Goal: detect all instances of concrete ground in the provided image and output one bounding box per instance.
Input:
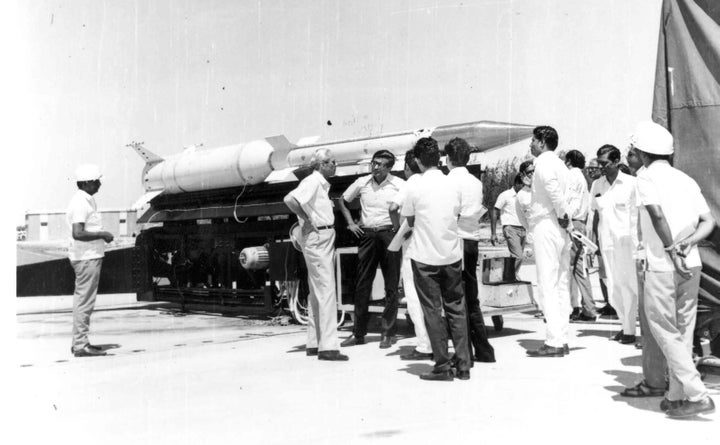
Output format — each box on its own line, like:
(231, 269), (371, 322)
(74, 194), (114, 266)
(12, 268), (719, 445)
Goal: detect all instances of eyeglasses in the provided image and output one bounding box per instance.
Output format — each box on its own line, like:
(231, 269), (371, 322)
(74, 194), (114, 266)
(321, 159), (336, 165)
(371, 160), (390, 169)
(524, 170), (535, 176)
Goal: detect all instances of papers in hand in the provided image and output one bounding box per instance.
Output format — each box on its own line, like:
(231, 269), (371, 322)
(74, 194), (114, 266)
(569, 229), (598, 254)
(388, 220), (411, 252)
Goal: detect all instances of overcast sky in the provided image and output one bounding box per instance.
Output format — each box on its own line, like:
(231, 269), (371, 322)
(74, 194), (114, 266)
(12, 0), (662, 225)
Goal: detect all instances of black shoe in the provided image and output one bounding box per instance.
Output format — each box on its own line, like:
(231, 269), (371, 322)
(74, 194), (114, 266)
(379, 335), (394, 349)
(419, 370), (454, 381)
(473, 355), (496, 363)
(569, 308), (581, 321)
(660, 398), (683, 412)
(599, 304), (617, 316)
(667, 397), (715, 418)
(455, 370), (470, 380)
(73, 346), (107, 357)
(400, 350), (433, 361)
(527, 344), (564, 357)
(340, 336), (364, 347)
(573, 313), (597, 323)
(611, 331), (624, 341)
(620, 334), (637, 344)
(318, 350), (349, 361)
(563, 344), (570, 355)
(306, 347), (318, 356)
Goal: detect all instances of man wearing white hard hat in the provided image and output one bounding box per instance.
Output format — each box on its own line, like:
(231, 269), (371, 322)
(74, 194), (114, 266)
(66, 164), (115, 357)
(626, 121), (716, 418)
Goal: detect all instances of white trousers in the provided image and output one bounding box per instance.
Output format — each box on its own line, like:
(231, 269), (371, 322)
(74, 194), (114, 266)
(600, 237), (638, 336)
(532, 218), (572, 348)
(401, 241), (432, 354)
(303, 229), (340, 352)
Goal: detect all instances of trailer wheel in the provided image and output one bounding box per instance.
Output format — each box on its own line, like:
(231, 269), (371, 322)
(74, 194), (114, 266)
(491, 315), (504, 332)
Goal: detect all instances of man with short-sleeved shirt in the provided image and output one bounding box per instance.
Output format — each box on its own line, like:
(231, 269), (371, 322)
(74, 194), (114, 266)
(402, 137), (470, 381)
(591, 144), (638, 343)
(526, 126), (573, 358)
(338, 150), (404, 349)
(564, 150), (597, 322)
(491, 175), (526, 277)
(446, 138), (495, 363)
(284, 148), (348, 362)
(628, 121), (715, 417)
(67, 164), (115, 357)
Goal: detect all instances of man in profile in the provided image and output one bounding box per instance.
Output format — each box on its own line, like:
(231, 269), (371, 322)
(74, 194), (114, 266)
(402, 137), (470, 380)
(67, 164), (115, 357)
(525, 126), (572, 358)
(284, 148), (348, 361)
(446, 138), (495, 363)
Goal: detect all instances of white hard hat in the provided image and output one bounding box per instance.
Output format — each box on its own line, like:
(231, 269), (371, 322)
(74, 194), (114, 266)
(75, 163), (103, 181)
(630, 121), (674, 155)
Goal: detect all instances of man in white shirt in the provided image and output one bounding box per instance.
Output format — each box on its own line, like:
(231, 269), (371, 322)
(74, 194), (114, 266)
(564, 150), (597, 322)
(66, 164), (115, 357)
(590, 144), (638, 344)
(402, 137), (470, 381)
(491, 175), (526, 277)
(338, 150), (405, 349)
(388, 149), (432, 361)
(627, 122), (715, 417)
(446, 138), (495, 363)
(526, 126), (572, 358)
(284, 148), (348, 362)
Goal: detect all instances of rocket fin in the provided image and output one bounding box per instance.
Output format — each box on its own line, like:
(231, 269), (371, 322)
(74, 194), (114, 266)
(127, 142), (164, 165)
(266, 135), (296, 170)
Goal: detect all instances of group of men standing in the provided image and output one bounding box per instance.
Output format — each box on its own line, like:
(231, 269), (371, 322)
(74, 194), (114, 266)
(284, 137), (495, 381)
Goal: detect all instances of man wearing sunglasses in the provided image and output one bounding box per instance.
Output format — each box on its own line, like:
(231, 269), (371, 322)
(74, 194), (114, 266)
(338, 150), (405, 349)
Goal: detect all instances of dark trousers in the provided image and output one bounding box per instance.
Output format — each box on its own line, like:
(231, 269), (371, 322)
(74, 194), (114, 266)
(569, 220), (597, 316)
(462, 239), (495, 362)
(352, 229), (402, 337)
(412, 259), (470, 372)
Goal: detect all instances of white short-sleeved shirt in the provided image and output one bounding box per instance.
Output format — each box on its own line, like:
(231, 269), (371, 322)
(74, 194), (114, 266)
(566, 167), (590, 220)
(529, 151), (569, 226)
(447, 167), (484, 240)
(590, 172), (638, 250)
(495, 188), (521, 227)
(342, 174), (404, 227)
(401, 169), (462, 266)
(636, 160), (710, 271)
(288, 170), (334, 228)
(66, 190), (105, 261)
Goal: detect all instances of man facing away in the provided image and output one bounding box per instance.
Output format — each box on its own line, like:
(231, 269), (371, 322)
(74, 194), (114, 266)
(337, 150), (404, 349)
(628, 121), (715, 417)
(402, 137), (470, 381)
(564, 150), (598, 322)
(388, 149), (433, 361)
(283, 148), (348, 361)
(445, 138), (495, 363)
(491, 174), (527, 278)
(526, 126), (572, 358)
(67, 164), (115, 357)
(590, 144), (639, 344)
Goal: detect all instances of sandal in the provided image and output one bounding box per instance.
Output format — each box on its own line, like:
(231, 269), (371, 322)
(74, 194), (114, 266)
(620, 380), (665, 397)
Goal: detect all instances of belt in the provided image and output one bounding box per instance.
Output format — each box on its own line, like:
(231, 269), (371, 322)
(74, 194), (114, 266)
(361, 225), (394, 232)
(316, 225), (334, 230)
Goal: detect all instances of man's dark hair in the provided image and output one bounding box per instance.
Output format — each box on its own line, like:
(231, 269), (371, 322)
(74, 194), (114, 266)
(404, 148), (421, 174)
(413, 137), (440, 168)
(372, 149), (395, 169)
(533, 126), (559, 150)
(519, 160), (534, 175)
(444, 137), (471, 167)
(564, 149), (586, 169)
(514, 174), (524, 185)
(596, 144), (621, 162)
